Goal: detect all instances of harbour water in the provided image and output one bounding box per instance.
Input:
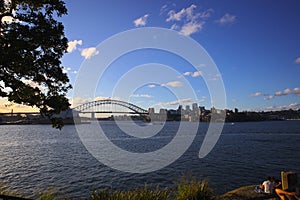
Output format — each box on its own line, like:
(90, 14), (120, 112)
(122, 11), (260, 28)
(0, 120), (299, 198)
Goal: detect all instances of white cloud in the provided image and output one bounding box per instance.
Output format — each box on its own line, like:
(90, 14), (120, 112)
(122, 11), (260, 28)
(180, 21), (204, 36)
(294, 57), (300, 64)
(275, 88), (300, 96)
(81, 47), (99, 59)
(1, 1), (18, 24)
(130, 94), (152, 98)
(184, 4), (197, 20)
(197, 98), (206, 103)
(216, 13), (236, 25)
(197, 9), (214, 19)
(1, 16), (14, 23)
(166, 7), (188, 22)
(148, 84), (156, 88)
(263, 95), (274, 101)
(62, 67), (71, 74)
(159, 98), (192, 107)
(133, 14), (149, 27)
(249, 92), (262, 97)
(183, 72), (192, 76)
(22, 79), (47, 92)
(192, 71), (202, 77)
(0, 80), (12, 93)
(94, 96), (114, 101)
(166, 4), (212, 36)
(67, 40), (82, 53)
(281, 103), (300, 110)
(1, 11), (20, 24)
(71, 96), (121, 108)
(183, 71), (202, 77)
(170, 23), (180, 31)
(162, 81), (183, 87)
(252, 87), (300, 101)
(275, 88), (290, 96)
(166, 4), (201, 22)
(160, 4), (168, 15)
(262, 103), (300, 111)
(294, 88), (300, 95)
(0, 97), (39, 112)
(71, 97), (93, 108)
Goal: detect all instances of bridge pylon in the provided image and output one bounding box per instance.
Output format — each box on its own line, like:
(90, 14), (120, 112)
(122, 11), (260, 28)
(91, 112), (95, 119)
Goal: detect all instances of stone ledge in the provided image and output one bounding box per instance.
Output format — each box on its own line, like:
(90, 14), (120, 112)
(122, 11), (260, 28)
(220, 185), (277, 200)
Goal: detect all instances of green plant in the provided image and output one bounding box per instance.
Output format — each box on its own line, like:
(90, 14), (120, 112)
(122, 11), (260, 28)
(175, 176), (216, 200)
(90, 185), (171, 200)
(37, 187), (68, 200)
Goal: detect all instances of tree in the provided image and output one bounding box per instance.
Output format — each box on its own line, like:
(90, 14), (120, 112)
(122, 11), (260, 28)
(0, 0), (71, 128)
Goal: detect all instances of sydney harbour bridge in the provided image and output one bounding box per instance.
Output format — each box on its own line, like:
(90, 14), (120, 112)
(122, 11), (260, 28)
(72, 99), (149, 119)
(0, 99), (150, 120)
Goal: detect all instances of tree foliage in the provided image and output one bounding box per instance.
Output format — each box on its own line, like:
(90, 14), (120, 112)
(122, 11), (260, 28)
(0, 0), (71, 128)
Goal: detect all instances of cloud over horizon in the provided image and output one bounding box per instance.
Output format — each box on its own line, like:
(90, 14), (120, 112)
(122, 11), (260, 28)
(250, 88), (300, 101)
(0, 97), (39, 113)
(261, 102), (300, 111)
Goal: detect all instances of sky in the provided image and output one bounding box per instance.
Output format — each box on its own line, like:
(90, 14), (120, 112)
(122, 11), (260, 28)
(1, 0), (300, 112)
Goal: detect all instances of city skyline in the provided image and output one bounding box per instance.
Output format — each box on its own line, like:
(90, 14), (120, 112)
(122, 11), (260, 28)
(1, 0), (300, 112)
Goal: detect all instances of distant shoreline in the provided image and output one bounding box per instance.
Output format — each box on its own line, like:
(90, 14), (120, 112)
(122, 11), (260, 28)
(0, 118), (299, 126)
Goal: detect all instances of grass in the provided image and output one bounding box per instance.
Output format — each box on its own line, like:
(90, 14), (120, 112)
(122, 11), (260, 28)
(2, 176), (275, 200)
(175, 176), (215, 200)
(89, 176), (216, 200)
(0, 183), (26, 200)
(0, 175), (213, 200)
(90, 186), (171, 200)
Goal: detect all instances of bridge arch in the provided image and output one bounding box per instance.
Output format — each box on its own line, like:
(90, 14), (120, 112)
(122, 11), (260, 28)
(73, 99), (149, 115)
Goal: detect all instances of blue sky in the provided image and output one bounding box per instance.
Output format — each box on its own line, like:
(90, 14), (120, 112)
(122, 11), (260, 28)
(61, 0), (300, 112)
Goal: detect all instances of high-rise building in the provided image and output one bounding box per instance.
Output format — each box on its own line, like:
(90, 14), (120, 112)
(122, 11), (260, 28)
(148, 108), (155, 114)
(185, 105), (191, 113)
(192, 103), (199, 112)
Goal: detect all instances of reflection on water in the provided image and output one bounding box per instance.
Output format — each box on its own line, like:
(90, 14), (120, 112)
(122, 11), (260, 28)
(0, 121), (299, 198)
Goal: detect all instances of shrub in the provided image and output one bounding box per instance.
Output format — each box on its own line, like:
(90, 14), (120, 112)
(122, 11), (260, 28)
(175, 176), (216, 200)
(90, 185), (171, 200)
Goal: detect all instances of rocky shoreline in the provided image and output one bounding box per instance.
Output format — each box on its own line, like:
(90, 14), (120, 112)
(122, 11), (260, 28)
(221, 185), (277, 200)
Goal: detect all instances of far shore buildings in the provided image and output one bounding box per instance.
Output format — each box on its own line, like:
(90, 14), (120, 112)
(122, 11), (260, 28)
(1, 104), (300, 124)
(0, 109), (81, 124)
(148, 103), (300, 122)
(148, 103), (226, 122)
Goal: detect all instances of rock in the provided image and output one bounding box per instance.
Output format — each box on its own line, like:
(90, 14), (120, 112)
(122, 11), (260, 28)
(220, 185), (277, 200)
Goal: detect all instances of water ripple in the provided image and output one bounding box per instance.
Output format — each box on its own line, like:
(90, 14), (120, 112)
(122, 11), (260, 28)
(0, 121), (299, 198)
